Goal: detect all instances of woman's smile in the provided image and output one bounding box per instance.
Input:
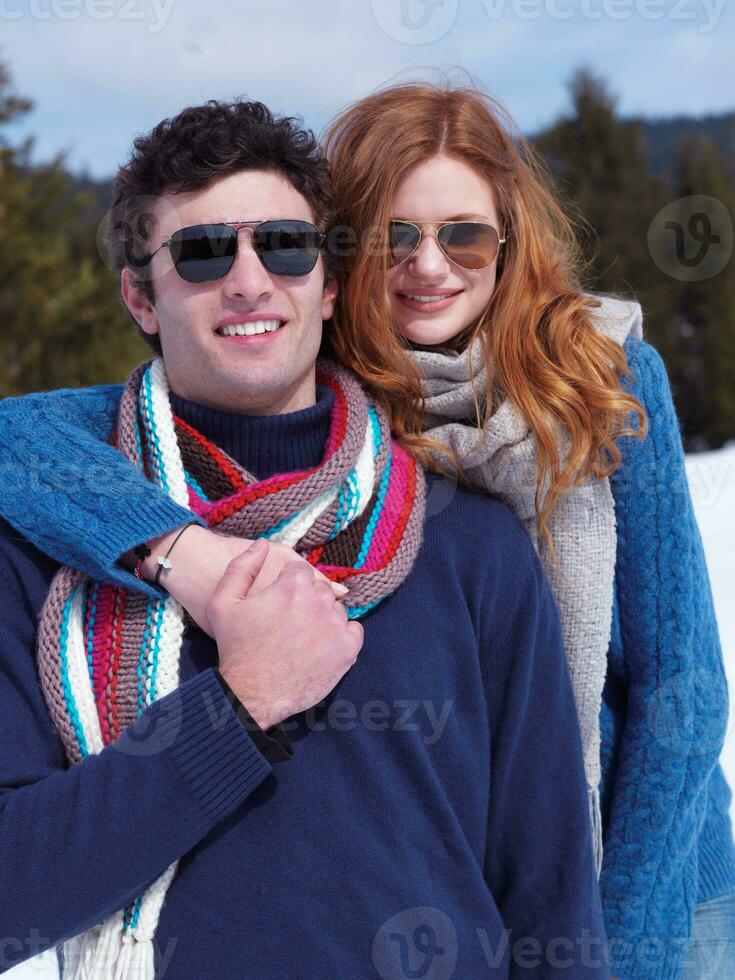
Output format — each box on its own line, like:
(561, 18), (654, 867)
(394, 287), (464, 313)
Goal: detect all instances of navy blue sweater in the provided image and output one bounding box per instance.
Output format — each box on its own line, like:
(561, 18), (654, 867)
(0, 386), (609, 978)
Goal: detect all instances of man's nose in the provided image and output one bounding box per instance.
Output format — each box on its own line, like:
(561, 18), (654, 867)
(407, 231), (450, 279)
(221, 230), (273, 300)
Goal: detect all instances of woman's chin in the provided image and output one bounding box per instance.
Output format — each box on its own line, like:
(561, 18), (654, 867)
(397, 323), (467, 350)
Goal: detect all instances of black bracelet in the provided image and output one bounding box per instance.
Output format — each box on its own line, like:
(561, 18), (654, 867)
(153, 521), (200, 586)
(132, 542), (152, 581)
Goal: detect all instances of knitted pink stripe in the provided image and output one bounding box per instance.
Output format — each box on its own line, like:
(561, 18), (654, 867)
(362, 446), (412, 570)
(91, 585), (115, 742)
(187, 485), (207, 511)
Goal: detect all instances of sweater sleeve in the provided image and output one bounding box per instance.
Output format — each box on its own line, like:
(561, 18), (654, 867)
(601, 335), (729, 980)
(482, 525), (610, 980)
(0, 387), (204, 598)
(0, 530), (275, 973)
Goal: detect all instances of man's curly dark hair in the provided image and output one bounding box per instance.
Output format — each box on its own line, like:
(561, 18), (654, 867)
(105, 99), (337, 354)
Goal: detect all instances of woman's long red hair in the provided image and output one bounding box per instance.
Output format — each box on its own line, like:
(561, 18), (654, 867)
(322, 80), (647, 561)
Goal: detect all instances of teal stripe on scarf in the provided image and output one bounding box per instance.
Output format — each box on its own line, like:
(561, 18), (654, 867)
(141, 368), (171, 495)
(59, 585), (89, 758)
(354, 409), (389, 569)
(137, 599), (162, 712)
(85, 582), (99, 688)
(185, 471), (209, 502)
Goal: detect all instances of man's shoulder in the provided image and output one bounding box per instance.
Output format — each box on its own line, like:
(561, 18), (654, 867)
(422, 470), (534, 561)
(417, 472), (545, 636)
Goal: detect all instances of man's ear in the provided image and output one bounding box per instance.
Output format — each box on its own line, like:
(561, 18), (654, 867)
(121, 267), (160, 337)
(322, 274), (338, 321)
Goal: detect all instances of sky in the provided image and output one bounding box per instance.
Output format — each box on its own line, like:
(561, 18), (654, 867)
(1, 0), (733, 179)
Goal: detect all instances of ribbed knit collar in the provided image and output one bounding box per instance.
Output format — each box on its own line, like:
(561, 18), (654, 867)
(169, 384), (334, 479)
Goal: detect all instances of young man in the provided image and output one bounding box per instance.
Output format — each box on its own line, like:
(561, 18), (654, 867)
(0, 101), (609, 979)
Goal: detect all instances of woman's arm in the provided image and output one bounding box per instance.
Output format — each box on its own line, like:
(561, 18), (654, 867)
(482, 525), (610, 979)
(601, 335), (729, 979)
(0, 386), (202, 598)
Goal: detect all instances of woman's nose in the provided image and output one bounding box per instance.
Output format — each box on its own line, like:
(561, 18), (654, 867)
(408, 231), (451, 278)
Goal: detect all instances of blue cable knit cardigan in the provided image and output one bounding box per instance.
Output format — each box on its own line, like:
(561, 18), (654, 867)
(0, 332), (733, 979)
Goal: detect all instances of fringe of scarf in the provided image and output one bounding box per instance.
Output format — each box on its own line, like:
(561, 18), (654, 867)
(36, 356), (426, 978)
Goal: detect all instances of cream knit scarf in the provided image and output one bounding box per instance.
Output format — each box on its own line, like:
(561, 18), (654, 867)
(405, 293), (643, 876)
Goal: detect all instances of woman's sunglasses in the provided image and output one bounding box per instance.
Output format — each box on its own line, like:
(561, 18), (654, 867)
(388, 220), (506, 270)
(138, 219), (328, 283)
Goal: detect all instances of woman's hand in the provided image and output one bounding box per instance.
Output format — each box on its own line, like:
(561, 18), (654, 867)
(139, 524), (348, 636)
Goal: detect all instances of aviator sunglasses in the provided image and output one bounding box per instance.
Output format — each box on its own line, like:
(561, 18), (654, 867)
(388, 219), (506, 270)
(139, 219), (328, 283)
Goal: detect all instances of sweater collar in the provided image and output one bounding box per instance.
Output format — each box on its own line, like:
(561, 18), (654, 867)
(168, 384), (334, 479)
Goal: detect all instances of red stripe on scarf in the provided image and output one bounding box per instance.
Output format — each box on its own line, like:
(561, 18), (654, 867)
(379, 449), (418, 567)
(173, 416), (247, 491)
(316, 369), (349, 456)
(200, 380), (350, 526)
(203, 469), (313, 525)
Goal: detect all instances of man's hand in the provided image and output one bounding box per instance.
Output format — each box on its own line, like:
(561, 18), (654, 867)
(208, 539), (364, 730)
(136, 524), (348, 636)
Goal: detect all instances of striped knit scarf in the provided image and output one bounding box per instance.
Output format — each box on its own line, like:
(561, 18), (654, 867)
(35, 355), (426, 980)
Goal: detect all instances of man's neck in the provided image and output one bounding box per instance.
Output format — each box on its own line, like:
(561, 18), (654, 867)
(165, 370), (317, 418)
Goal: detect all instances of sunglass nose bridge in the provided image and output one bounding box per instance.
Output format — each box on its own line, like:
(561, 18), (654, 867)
(409, 227), (450, 267)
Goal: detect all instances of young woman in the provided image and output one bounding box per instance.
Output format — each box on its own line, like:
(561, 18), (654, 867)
(0, 81), (733, 979)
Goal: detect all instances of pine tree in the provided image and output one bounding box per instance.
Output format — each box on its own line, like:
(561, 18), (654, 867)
(663, 136), (735, 448)
(532, 67), (668, 297)
(0, 60), (147, 396)
(532, 66), (734, 449)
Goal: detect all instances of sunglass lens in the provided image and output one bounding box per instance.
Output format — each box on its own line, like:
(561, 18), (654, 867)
(437, 222), (499, 269)
(169, 224), (237, 283)
(388, 222), (421, 266)
(254, 221), (322, 276)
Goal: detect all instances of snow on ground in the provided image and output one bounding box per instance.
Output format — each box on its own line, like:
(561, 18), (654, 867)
(6, 445), (735, 979)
